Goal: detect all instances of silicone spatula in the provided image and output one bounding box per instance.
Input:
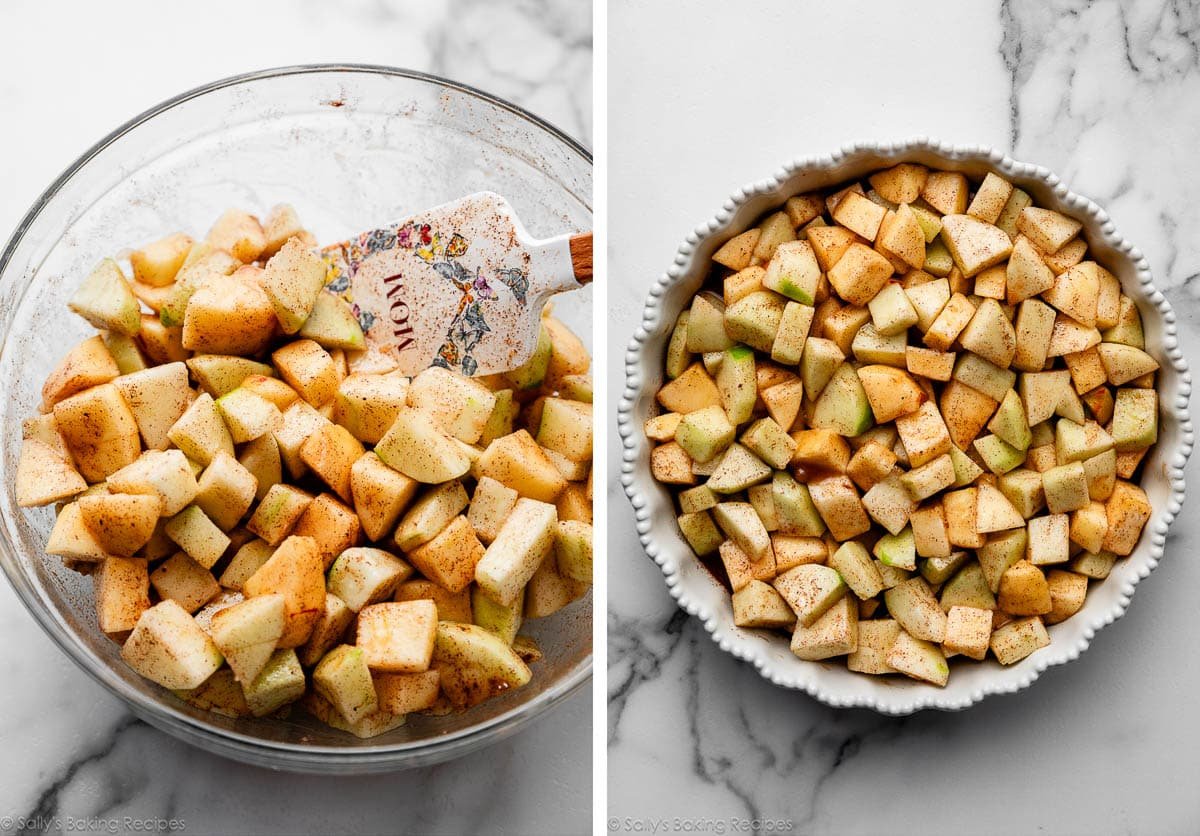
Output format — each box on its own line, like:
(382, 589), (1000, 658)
(320, 192), (591, 377)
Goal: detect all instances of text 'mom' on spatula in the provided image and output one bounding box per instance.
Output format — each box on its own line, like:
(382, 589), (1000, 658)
(320, 192), (592, 377)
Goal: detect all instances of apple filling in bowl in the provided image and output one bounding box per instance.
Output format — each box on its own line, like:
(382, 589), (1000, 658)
(15, 205), (593, 736)
(646, 165), (1157, 686)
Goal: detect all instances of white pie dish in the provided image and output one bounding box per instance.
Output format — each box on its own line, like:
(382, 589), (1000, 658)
(617, 138), (1192, 714)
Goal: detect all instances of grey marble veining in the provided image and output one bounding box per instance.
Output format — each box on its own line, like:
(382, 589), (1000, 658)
(609, 2), (1199, 834)
(0, 2), (591, 835)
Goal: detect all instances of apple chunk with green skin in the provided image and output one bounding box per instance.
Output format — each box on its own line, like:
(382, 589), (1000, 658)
(716, 346), (756, 425)
(829, 541), (885, 600)
(209, 593), (286, 684)
(886, 631), (949, 687)
(374, 407), (471, 484)
(987, 389), (1032, 451)
(121, 599), (224, 690)
(433, 622), (532, 709)
(772, 564), (847, 627)
(313, 644), (378, 723)
(811, 363), (873, 437)
(298, 291), (365, 350)
(1112, 389), (1157, 451)
(763, 240), (821, 303)
(857, 365), (924, 423)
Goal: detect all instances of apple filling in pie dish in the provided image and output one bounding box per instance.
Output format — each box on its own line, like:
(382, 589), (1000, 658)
(15, 204), (593, 736)
(646, 165), (1157, 686)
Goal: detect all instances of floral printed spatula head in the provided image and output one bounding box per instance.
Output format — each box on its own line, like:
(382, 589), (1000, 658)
(321, 192), (591, 377)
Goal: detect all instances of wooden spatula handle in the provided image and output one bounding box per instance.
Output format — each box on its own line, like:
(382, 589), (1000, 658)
(569, 233), (593, 285)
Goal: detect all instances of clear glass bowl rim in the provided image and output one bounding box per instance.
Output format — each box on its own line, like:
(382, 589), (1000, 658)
(0, 63), (593, 771)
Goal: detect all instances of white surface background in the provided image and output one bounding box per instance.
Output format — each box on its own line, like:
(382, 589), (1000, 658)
(608, 1), (1200, 834)
(0, 1), (591, 835)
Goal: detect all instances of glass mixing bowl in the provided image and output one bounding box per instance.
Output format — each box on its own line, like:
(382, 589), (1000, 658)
(0, 64), (592, 772)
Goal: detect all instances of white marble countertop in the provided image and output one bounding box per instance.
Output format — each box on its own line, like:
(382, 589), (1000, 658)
(0, 1), (591, 834)
(608, 2), (1200, 834)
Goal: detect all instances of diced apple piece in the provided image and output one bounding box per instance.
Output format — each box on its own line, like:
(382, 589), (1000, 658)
(869, 164), (928, 204)
(998, 559), (1052, 614)
(15, 438), (86, 507)
(1044, 569), (1088, 625)
(432, 622), (532, 709)
(731, 580), (796, 629)
(847, 619), (901, 675)
(1102, 296), (1145, 348)
(857, 365), (923, 423)
(772, 564), (847, 627)
(807, 475), (871, 541)
(1017, 207), (1081, 254)
(770, 301), (814, 365)
(724, 291), (786, 353)
(827, 243), (894, 306)
(356, 600), (437, 673)
(78, 493), (160, 556)
(474, 498), (556, 606)
(69, 258), (141, 336)
(884, 577), (947, 642)
(940, 563), (996, 611)
(958, 299), (1016, 368)
(45, 501), (107, 562)
(374, 670), (441, 715)
(706, 443), (771, 493)
(53, 383), (142, 482)
(41, 335), (120, 411)
(942, 605), (992, 660)
(94, 556), (151, 634)
(990, 616), (1050, 665)
(790, 594), (858, 660)
(122, 599), (223, 689)
(312, 644), (379, 723)
(713, 229), (761, 271)
(905, 278), (951, 332)
(894, 401), (951, 467)
(1012, 299), (1056, 372)
(846, 441), (897, 491)
(976, 483), (1025, 532)
(810, 363), (873, 437)
(739, 417), (794, 470)
(1112, 389), (1157, 451)
(939, 214), (1012, 278)
(763, 240), (821, 303)
(208, 593), (286, 684)
(874, 526), (917, 570)
(922, 292), (974, 352)
(243, 535), (326, 648)
(829, 541), (885, 600)
(976, 528), (1027, 593)
(1102, 481), (1151, 556)
(1043, 462), (1089, 514)
(1097, 343), (1159, 386)
(374, 406), (470, 485)
(165, 505), (230, 569)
